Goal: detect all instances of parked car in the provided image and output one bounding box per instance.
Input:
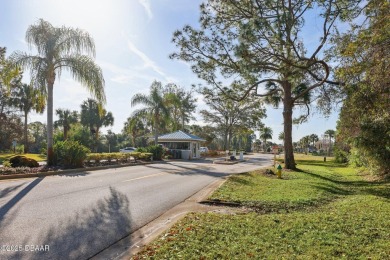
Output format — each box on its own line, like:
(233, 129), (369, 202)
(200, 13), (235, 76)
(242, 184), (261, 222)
(119, 147), (136, 153)
(200, 147), (209, 153)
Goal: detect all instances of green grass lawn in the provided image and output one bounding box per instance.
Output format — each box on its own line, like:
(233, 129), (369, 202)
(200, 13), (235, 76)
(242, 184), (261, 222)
(133, 158), (390, 259)
(0, 153), (46, 164)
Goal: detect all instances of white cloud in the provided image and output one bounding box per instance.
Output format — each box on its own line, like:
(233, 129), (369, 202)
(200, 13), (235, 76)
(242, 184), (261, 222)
(126, 40), (177, 83)
(137, 0), (153, 20)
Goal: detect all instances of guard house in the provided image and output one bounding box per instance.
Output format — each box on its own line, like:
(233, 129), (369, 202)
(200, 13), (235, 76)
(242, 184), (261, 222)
(157, 130), (205, 159)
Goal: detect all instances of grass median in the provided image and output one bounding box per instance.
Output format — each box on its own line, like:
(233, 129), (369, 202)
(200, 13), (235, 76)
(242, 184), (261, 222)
(133, 156), (390, 259)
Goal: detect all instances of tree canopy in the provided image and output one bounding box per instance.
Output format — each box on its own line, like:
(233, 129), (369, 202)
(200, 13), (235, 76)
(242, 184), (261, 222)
(10, 19), (105, 165)
(171, 0), (355, 168)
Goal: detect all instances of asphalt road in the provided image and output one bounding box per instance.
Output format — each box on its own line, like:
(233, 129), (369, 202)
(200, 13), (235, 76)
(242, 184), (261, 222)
(0, 154), (273, 260)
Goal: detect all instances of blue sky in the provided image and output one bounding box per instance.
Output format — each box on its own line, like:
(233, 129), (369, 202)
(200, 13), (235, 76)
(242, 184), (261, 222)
(0, 0), (338, 143)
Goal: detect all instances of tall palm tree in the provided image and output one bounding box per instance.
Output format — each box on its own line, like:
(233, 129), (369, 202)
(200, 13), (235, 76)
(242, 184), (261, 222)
(10, 19), (105, 165)
(123, 115), (145, 147)
(54, 109), (78, 140)
(80, 98), (113, 152)
(131, 81), (169, 145)
(324, 129), (336, 155)
(10, 83), (45, 153)
(310, 134), (319, 147)
(259, 127), (273, 152)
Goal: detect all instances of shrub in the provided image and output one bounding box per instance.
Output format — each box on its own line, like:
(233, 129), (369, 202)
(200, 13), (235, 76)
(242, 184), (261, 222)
(129, 152), (141, 161)
(139, 152), (153, 161)
(9, 155), (39, 168)
(136, 147), (148, 153)
(54, 141), (90, 168)
(334, 147), (349, 163)
(3, 160), (12, 168)
(146, 145), (164, 160)
(86, 153), (103, 163)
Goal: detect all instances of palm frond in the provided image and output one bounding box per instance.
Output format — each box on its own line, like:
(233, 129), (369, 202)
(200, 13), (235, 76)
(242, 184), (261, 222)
(131, 93), (152, 107)
(56, 55), (105, 103)
(55, 26), (95, 57)
(131, 108), (149, 119)
(25, 19), (55, 55)
(9, 51), (47, 93)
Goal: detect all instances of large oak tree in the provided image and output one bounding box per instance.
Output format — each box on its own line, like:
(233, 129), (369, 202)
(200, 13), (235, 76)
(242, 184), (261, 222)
(171, 0), (352, 169)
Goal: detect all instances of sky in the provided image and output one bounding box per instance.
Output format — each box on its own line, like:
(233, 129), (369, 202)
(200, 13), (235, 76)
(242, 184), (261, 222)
(0, 0), (339, 143)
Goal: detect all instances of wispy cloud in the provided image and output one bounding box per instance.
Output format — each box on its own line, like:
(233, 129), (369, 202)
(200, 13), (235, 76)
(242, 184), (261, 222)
(137, 0), (153, 20)
(126, 40), (177, 83)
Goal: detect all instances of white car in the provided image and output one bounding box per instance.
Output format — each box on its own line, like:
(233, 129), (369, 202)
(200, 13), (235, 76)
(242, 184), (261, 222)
(119, 147), (136, 153)
(200, 147), (209, 153)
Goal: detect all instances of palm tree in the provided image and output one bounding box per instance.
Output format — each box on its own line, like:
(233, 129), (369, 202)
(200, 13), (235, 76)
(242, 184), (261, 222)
(10, 83), (45, 153)
(324, 129), (336, 155)
(131, 81), (169, 145)
(80, 99), (113, 152)
(301, 135), (311, 154)
(259, 127), (273, 152)
(162, 85), (196, 131)
(123, 115), (145, 147)
(309, 134), (319, 148)
(54, 109), (78, 140)
(10, 19), (105, 165)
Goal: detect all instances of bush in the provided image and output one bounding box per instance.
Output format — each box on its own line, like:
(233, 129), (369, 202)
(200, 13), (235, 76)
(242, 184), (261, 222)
(139, 153), (153, 161)
(129, 152), (141, 161)
(9, 155), (39, 168)
(54, 141), (90, 168)
(334, 147), (349, 163)
(136, 147), (148, 153)
(3, 160), (11, 167)
(146, 145), (164, 160)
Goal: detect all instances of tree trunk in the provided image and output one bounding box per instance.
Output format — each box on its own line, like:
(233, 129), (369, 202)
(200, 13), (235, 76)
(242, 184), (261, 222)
(47, 81), (54, 166)
(228, 130), (233, 151)
(24, 112), (28, 153)
(95, 127), (100, 152)
(64, 127), (68, 140)
(223, 129), (229, 150)
(282, 81), (296, 169)
(154, 120), (158, 145)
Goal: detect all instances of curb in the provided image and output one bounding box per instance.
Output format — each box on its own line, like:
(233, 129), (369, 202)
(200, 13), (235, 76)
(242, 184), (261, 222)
(0, 161), (155, 180)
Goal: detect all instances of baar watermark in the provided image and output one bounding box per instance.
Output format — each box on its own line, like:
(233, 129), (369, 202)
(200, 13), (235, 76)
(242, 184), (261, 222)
(0, 245), (49, 252)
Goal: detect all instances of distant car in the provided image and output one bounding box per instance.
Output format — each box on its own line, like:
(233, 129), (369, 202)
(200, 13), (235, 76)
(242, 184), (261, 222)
(200, 147), (209, 153)
(119, 147), (136, 153)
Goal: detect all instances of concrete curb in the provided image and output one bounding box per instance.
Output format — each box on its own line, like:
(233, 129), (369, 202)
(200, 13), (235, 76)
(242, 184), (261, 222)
(0, 161), (155, 180)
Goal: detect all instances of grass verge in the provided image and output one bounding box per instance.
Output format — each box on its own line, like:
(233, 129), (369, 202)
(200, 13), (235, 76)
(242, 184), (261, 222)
(133, 158), (390, 259)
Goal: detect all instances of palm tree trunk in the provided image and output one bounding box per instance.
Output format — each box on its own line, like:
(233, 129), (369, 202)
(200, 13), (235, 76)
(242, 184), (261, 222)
(154, 120), (158, 145)
(95, 127), (100, 152)
(283, 81), (296, 169)
(24, 112), (28, 153)
(64, 127), (68, 140)
(47, 81), (54, 166)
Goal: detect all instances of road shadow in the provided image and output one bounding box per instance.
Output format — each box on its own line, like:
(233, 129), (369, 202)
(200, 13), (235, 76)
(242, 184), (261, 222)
(0, 177), (44, 227)
(145, 161), (230, 178)
(0, 183), (25, 199)
(56, 171), (91, 178)
(6, 186), (134, 260)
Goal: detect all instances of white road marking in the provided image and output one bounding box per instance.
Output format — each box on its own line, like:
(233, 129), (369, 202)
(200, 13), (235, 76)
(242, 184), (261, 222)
(122, 172), (169, 182)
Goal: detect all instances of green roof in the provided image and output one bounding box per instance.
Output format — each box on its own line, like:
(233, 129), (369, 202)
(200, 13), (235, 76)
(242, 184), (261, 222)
(158, 130), (205, 142)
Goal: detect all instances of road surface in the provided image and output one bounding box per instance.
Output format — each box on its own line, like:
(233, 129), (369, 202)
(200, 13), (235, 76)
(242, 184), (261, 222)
(0, 154), (272, 259)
